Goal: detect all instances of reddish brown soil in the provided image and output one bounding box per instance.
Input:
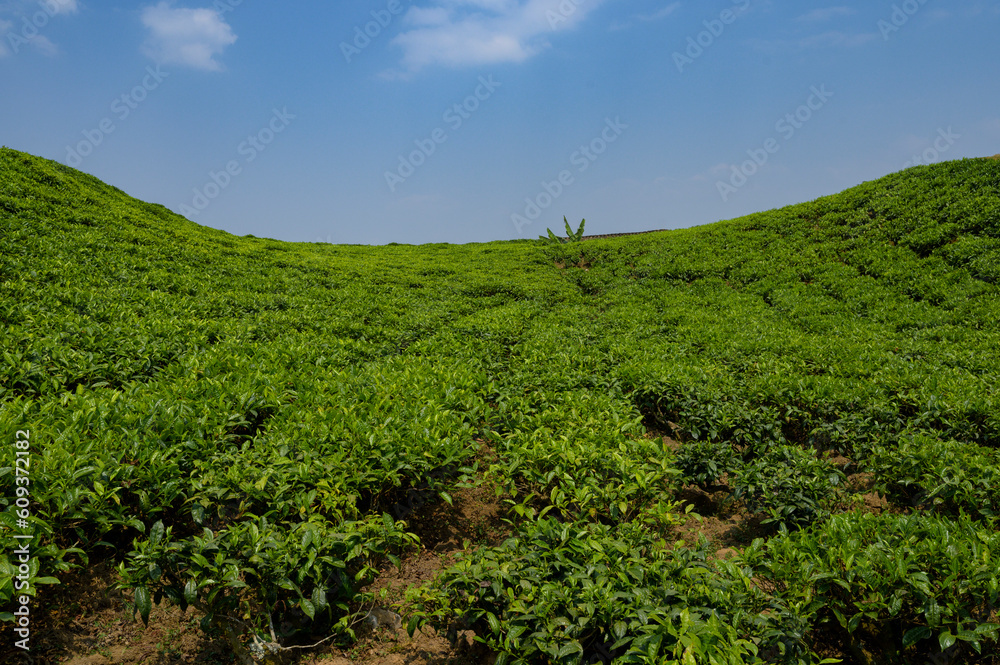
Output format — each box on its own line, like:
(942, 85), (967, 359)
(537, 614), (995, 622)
(644, 427), (682, 452)
(0, 484), (507, 665)
(0, 561), (230, 665)
(845, 472), (892, 514)
(366, 481), (509, 608)
(406, 482), (509, 555)
(674, 483), (771, 556)
(669, 447), (897, 561)
(304, 624), (493, 665)
(0, 437), (913, 665)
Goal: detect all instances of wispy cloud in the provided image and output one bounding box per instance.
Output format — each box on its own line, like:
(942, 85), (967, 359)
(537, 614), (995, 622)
(45, 0), (78, 16)
(926, 2), (1000, 21)
(389, 0), (606, 75)
(0, 19), (10, 57)
(796, 30), (878, 48)
(140, 1), (237, 72)
(610, 2), (680, 31)
(0, 0), (78, 57)
(748, 26), (878, 53)
(747, 4), (878, 51)
(794, 6), (855, 23)
(1, 0), (80, 15)
(26, 33), (58, 55)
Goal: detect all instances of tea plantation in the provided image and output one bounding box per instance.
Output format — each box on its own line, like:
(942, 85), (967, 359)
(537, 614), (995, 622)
(1, 147), (998, 664)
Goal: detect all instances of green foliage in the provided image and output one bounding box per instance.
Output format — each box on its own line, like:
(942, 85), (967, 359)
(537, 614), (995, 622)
(1, 147), (999, 662)
(408, 517), (827, 664)
(565, 217), (586, 242)
(541, 217), (586, 244)
(120, 514), (417, 640)
(673, 439), (740, 488)
(868, 433), (1000, 517)
(732, 445), (845, 530)
(746, 512), (1000, 664)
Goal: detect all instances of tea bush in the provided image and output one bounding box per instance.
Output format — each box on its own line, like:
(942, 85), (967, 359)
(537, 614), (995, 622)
(2, 148), (999, 662)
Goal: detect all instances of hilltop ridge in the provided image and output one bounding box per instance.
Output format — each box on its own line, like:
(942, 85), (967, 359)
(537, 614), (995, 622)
(2, 148), (1000, 664)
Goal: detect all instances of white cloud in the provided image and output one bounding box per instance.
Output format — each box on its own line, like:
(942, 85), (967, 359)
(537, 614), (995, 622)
(389, 0), (606, 74)
(794, 7), (855, 23)
(405, 6), (453, 26)
(140, 1), (236, 72)
(639, 2), (681, 22)
(27, 33), (58, 55)
(747, 28), (878, 53)
(796, 30), (878, 48)
(43, 0), (78, 16)
(0, 19), (10, 57)
(0, 0), (77, 57)
(610, 2), (679, 31)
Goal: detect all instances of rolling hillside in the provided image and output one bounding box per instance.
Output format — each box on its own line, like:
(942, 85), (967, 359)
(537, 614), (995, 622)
(1, 147), (999, 664)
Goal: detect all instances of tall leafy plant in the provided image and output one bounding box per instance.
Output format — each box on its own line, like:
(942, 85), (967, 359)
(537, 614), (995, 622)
(541, 217), (586, 244)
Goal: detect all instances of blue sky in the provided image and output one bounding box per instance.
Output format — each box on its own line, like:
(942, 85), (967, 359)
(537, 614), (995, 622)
(2, 0), (999, 245)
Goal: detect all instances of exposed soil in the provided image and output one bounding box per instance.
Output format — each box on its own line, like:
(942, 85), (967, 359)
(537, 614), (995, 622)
(1, 484), (507, 665)
(0, 437), (917, 665)
(304, 624), (494, 665)
(844, 472), (892, 514)
(674, 483), (771, 555)
(670, 450), (896, 559)
(298, 481), (509, 665)
(0, 561), (230, 665)
(644, 426), (681, 452)
(405, 482), (509, 555)
(366, 480), (510, 608)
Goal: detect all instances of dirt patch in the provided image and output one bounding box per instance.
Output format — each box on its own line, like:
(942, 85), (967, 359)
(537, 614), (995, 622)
(644, 424), (681, 452)
(305, 624), (493, 665)
(316, 484), (506, 665)
(674, 483), (771, 555)
(404, 482), (509, 554)
(676, 508), (772, 559)
(858, 491), (891, 514)
(4, 552), (496, 665)
(2, 482), (508, 665)
(366, 548), (449, 611)
(676, 485), (728, 516)
(846, 472), (875, 493)
(843, 473), (891, 515)
(825, 454), (852, 469)
(365, 482), (508, 614)
(0, 561), (231, 665)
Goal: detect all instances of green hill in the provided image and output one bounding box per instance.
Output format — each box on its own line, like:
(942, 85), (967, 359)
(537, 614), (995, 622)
(2, 147), (999, 664)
